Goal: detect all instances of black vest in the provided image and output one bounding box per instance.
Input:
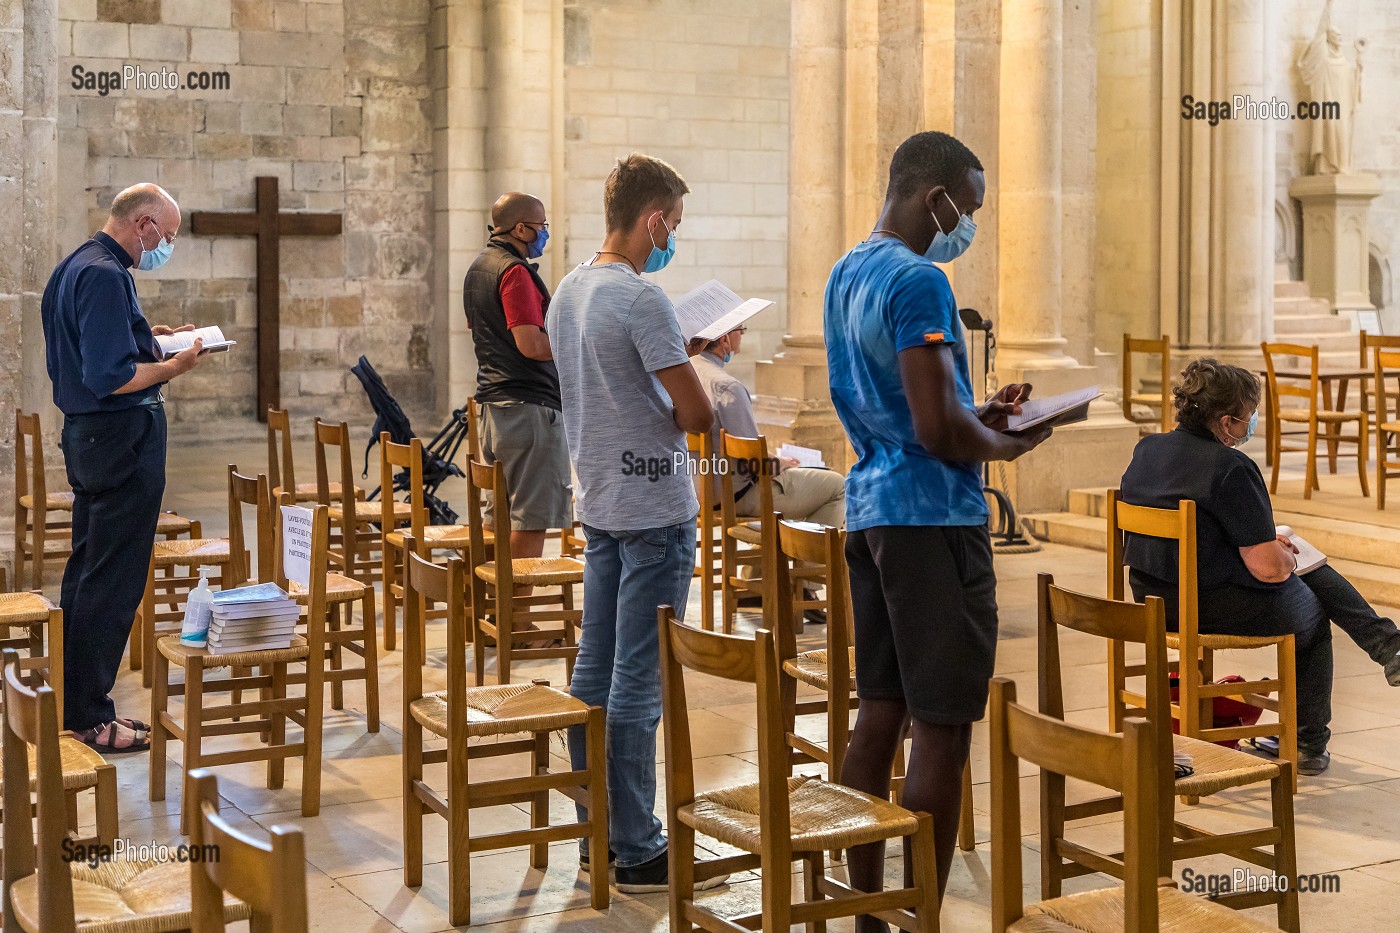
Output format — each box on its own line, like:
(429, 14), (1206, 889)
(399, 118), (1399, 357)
(463, 239), (561, 410)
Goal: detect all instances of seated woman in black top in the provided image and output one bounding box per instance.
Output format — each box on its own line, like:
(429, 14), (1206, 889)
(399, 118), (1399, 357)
(1120, 358), (1400, 776)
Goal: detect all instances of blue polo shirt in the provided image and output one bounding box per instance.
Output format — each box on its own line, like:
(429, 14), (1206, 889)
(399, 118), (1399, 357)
(824, 238), (987, 531)
(41, 232), (161, 415)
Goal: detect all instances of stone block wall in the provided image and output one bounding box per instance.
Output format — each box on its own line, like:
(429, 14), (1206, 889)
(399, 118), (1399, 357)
(55, 0), (435, 428)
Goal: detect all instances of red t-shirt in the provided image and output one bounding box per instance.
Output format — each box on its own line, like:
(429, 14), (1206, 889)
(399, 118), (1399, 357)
(499, 264), (547, 330)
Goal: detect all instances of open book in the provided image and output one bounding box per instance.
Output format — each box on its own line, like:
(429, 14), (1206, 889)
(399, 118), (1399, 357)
(674, 280), (773, 342)
(1004, 386), (1102, 434)
(778, 443), (826, 469)
(154, 325), (236, 360)
(1276, 525), (1327, 575)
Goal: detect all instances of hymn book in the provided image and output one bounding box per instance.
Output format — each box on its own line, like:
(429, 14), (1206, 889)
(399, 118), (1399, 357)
(778, 443), (826, 469)
(1003, 385), (1102, 433)
(1276, 525), (1327, 575)
(154, 325), (237, 359)
(674, 279), (774, 342)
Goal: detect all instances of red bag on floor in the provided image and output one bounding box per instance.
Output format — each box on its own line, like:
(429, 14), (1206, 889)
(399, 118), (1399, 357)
(1168, 674), (1264, 748)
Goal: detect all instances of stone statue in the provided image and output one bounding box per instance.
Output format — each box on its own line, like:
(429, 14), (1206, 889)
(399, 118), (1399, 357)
(1297, 0), (1365, 174)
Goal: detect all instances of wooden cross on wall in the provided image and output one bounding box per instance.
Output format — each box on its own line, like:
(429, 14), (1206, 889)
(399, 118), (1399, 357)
(190, 176), (342, 421)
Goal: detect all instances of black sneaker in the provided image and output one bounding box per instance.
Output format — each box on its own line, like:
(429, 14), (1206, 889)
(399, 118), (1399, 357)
(1297, 748), (1331, 776)
(614, 850), (729, 894)
(1384, 644), (1400, 687)
(579, 848), (616, 871)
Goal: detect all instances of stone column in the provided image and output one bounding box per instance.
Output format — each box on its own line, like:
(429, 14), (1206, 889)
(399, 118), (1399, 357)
(752, 0), (849, 468)
(484, 0), (525, 198)
(23, 0), (57, 417)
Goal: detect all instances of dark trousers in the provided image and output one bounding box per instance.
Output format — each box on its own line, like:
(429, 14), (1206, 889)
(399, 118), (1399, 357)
(59, 405), (167, 730)
(1132, 565), (1400, 754)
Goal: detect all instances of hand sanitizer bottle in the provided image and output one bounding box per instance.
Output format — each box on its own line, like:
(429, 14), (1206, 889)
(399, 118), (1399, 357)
(180, 570), (214, 648)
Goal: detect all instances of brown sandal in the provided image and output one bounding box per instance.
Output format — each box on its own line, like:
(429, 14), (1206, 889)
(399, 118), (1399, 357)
(75, 721), (150, 754)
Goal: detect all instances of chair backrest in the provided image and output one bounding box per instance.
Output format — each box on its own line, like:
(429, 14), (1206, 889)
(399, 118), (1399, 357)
(719, 431), (776, 526)
(380, 433), (426, 538)
(312, 418), (359, 506)
(465, 397), (482, 460)
(187, 769), (308, 932)
(1, 648), (78, 932)
(1120, 334), (1171, 430)
(14, 410), (47, 517)
(465, 457), (511, 585)
(265, 407), (298, 497)
(989, 677), (1160, 932)
(658, 608), (786, 836)
(1260, 342), (1319, 409)
(1105, 488), (1197, 622)
(226, 465), (272, 585)
(772, 518), (850, 674)
(401, 538), (470, 736)
(1359, 331), (1400, 368)
(1375, 349), (1400, 427)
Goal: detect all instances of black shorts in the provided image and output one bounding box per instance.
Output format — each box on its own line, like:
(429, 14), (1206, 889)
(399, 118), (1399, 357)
(845, 524), (998, 724)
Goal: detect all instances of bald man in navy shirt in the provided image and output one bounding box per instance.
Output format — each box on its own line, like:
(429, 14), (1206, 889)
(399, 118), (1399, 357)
(41, 183), (206, 752)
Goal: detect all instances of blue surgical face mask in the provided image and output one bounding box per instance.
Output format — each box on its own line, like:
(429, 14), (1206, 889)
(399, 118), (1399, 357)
(722, 352), (733, 363)
(137, 219), (174, 271)
(526, 224), (549, 259)
(924, 191), (976, 263)
(644, 213), (676, 273)
(1229, 410), (1258, 447)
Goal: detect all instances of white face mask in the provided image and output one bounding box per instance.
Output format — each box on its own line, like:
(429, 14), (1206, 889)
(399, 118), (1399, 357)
(924, 190), (976, 263)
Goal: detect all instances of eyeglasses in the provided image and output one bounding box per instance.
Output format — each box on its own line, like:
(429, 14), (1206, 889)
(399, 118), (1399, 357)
(522, 221), (549, 231)
(734, 326), (747, 334)
(147, 217), (177, 243)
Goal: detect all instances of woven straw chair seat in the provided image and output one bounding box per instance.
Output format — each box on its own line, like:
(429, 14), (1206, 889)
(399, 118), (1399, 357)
(152, 538), (231, 568)
(157, 634), (309, 669)
(273, 481), (345, 502)
(1172, 735), (1279, 796)
(782, 647), (856, 691)
(1277, 408), (1361, 424)
(8, 856), (251, 932)
(288, 572), (367, 604)
(0, 591), (57, 624)
(409, 683), (590, 739)
(385, 524), (471, 550)
(0, 737), (106, 794)
(1165, 631), (1288, 651)
(1010, 885), (1282, 932)
(154, 512), (193, 535)
(475, 557), (584, 587)
(329, 499), (412, 523)
(727, 522), (763, 545)
(678, 774), (917, 853)
(18, 491), (75, 511)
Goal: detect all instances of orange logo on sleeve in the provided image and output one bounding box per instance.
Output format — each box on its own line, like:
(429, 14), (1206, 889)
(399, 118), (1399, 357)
(923, 332), (946, 344)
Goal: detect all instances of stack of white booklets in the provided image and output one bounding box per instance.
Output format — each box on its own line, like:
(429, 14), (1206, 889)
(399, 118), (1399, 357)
(207, 583), (299, 655)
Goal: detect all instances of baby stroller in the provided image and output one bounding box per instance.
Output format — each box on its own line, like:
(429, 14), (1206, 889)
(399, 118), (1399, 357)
(350, 355), (468, 526)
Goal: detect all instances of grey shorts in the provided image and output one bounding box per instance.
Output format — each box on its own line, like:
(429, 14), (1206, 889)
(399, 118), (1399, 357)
(477, 400), (573, 532)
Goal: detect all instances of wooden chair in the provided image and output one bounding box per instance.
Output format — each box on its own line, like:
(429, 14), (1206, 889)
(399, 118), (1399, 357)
(187, 769), (308, 932)
(149, 507), (328, 832)
(1261, 342), (1368, 498)
(688, 430), (721, 631)
(400, 540), (608, 926)
(1121, 334), (1172, 433)
(380, 434), (470, 653)
(1353, 331), (1400, 414)
(1374, 348), (1400, 510)
(314, 417), (412, 587)
(1038, 573), (1299, 930)
(13, 410), (73, 589)
(267, 406), (349, 504)
(465, 458), (582, 685)
(228, 466), (381, 731)
(989, 676), (1283, 932)
(659, 607), (939, 932)
(1107, 491), (1299, 792)
(718, 431), (773, 633)
(1, 650), (246, 932)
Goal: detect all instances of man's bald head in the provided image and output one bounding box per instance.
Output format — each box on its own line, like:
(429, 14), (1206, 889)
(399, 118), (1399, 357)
(110, 183), (180, 226)
(490, 192), (545, 233)
(102, 183), (182, 266)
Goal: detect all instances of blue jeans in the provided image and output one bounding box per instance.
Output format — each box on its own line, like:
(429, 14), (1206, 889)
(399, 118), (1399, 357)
(568, 519), (696, 868)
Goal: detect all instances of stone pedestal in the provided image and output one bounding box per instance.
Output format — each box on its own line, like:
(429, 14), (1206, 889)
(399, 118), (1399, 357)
(1289, 173), (1382, 318)
(752, 337), (851, 471)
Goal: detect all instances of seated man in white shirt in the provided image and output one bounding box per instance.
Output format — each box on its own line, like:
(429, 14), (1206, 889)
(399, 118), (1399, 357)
(691, 325), (846, 528)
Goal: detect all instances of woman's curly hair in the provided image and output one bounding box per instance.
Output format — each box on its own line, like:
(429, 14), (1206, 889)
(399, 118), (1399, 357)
(1172, 358), (1260, 431)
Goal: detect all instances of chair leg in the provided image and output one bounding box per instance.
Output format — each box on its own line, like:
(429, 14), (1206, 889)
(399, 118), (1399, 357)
(1279, 640), (1299, 794)
(803, 852), (827, 933)
(1304, 420), (1319, 498)
(496, 588), (512, 686)
(1358, 415), (1371, 497)
(909, 813), (939, 931)
(179, 667), (205, 836)
(1269, 422), (1282, 493)
(1272, 765), (1301, 932)
(1379, 434), (1387, 510)
(302, 653), (325, 818)
(15, 504), (29, 591)
(150, 650), (170, 802)
(329, 603), (345, 711)
(531, 731), (550, 869)
(958, 758), (976, 851)
(361, 589), (380, 732)
(585, 707), (609, 912)
(402, 719), (425, 888)
(31, 511), (45, 590)
(382, 541), (398, 654)
(269, 661), (287, 790)
(447, 754), (472, 927)
(668, 815), (697, 933)
(133, 556), (156, 674)
(93, 764), (119, 846)
(47, 611), (64, 714)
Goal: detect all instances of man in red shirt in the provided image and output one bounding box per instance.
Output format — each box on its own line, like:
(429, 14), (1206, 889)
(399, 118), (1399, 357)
(463, 192), (570, 562)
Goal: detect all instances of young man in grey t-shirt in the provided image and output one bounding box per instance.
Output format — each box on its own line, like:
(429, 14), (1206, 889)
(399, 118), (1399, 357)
(546, 153), (715, 892)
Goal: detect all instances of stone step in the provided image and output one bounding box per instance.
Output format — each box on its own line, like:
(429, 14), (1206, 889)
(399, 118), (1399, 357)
(1268, 331), (1358, 358)
(1273, 313), (1351, 336)
(1274, 294), (1332, 317)
(1023, 509), (1400, 609)
(1274, 280), (1310, 299)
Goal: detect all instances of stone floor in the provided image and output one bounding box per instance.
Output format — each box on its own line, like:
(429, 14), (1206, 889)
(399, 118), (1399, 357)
(44, 431), (1400, 931)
